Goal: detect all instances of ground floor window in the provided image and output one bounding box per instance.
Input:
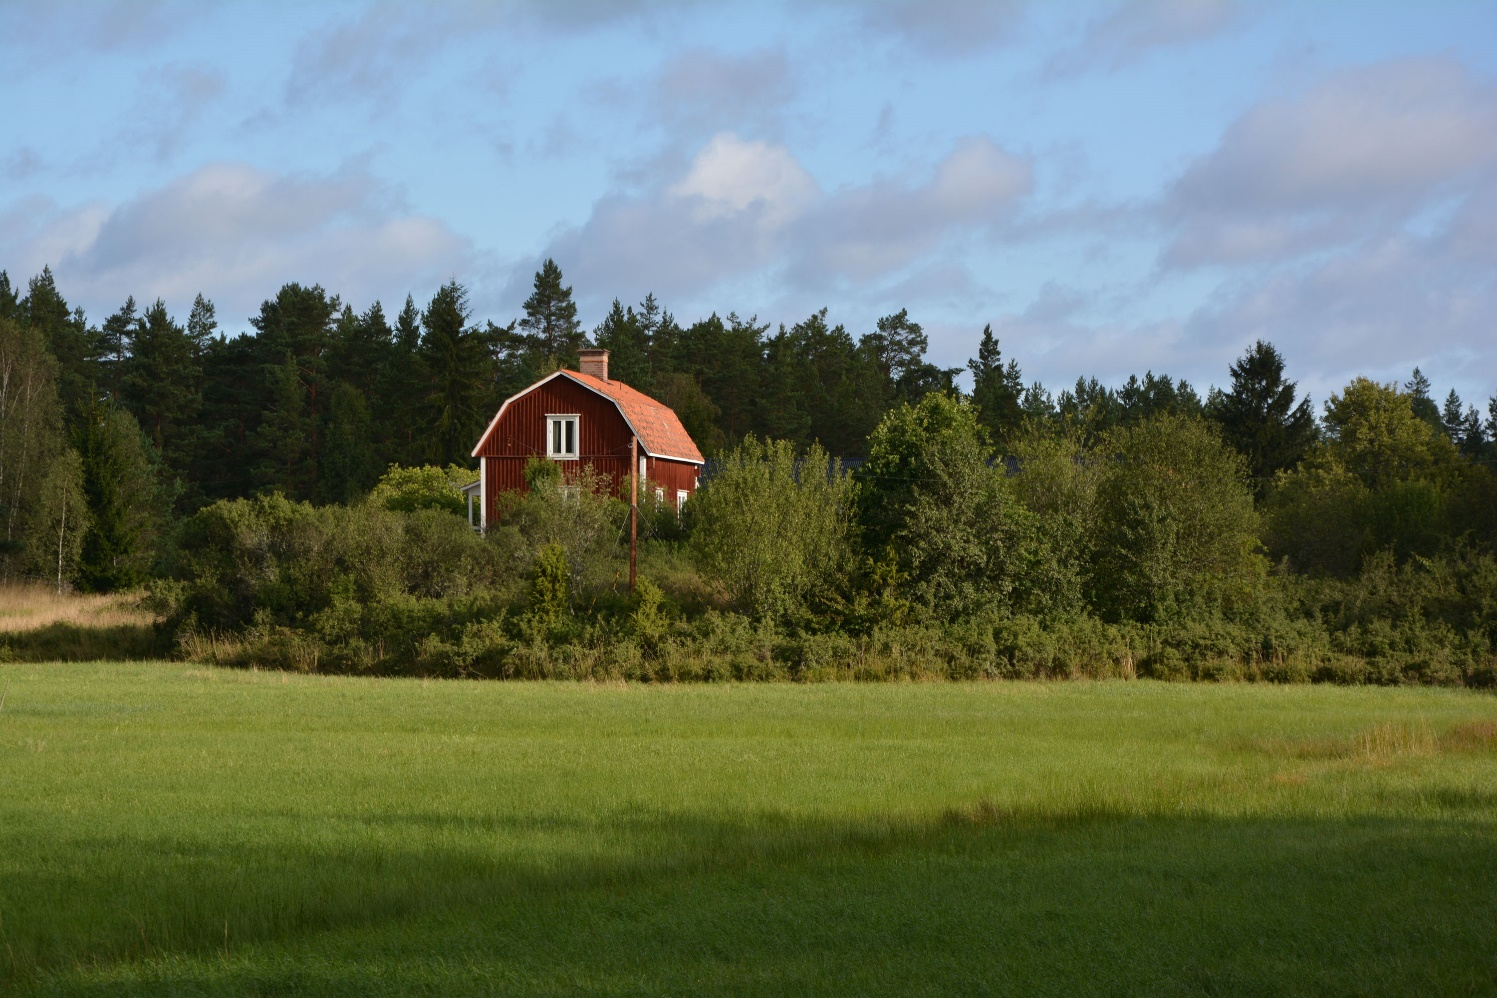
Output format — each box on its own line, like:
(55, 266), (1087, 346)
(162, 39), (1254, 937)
(676, 489), (688, 514)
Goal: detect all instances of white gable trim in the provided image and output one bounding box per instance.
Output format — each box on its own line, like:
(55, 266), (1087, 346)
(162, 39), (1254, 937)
(471, 370), (705, 465)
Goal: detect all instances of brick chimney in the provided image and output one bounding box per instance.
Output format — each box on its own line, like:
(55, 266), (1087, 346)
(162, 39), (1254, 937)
(579, 348), (609, 381)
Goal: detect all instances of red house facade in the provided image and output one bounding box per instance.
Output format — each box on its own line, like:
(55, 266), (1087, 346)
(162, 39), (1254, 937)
(470, 349), (704, 529)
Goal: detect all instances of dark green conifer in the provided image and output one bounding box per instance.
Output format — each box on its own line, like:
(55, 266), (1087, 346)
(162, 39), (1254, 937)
(1207, 340), (1316, 491)
(519, 259), (583, 368)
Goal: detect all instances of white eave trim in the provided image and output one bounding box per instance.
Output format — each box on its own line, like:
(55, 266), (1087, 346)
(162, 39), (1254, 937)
(471, 370), (705, 465)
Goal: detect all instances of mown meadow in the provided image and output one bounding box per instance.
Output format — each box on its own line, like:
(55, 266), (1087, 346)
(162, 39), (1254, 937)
(2, 661), (1494, 995)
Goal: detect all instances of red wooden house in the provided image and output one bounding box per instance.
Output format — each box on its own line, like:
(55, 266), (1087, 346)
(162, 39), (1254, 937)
(470, 349), (704, 529)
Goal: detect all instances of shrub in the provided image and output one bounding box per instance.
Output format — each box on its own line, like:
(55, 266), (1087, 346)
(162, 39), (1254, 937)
(367, 464), (474, 516)
(687, 436), (854, 620)
(1090, 413), (1265, 623)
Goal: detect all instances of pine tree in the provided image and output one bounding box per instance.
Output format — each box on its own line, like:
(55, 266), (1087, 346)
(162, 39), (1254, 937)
(99, 296), (138, 407)
(519, 259), (583, 367)
(1207, 341), (1316, 491)
(186, 294), (217, 355)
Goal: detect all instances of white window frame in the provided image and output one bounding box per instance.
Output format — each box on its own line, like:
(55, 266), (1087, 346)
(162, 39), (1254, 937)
(676, 489), (689, 515)
(546, 414), (579, 460)
(654, 486), (664, 504)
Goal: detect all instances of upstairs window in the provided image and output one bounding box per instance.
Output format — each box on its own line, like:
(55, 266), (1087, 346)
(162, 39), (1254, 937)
(547, 415), (579, 459)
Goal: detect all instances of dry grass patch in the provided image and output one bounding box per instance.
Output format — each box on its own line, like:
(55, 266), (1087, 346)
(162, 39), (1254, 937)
(0, 584), (157, 633)
(1253, 717), (1497, 765)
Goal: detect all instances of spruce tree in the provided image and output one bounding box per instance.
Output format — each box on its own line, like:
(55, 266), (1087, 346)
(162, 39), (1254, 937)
(320, 382), (380, 503)
(23, 267), (102, 422)
(1440, 389), (1466, 442)
(420, 281), (492, 466)
(1207, 340), (1316, 491)
(1403, 367), (1442, 431)
(0, 271), (20, 323)
(74, 405), (161, 592)
(519, 259), (583, 368)
(967, 324), (1024, 446)
(380, 294), (428, 466)
(592, 298), (650, 386)
(123, 299), (201, 463)
(249, 283), (340, 495)
(254, 353), (314, 499)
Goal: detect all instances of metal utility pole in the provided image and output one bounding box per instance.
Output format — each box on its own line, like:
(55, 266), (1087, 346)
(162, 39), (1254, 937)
(629, 435), (638, 593)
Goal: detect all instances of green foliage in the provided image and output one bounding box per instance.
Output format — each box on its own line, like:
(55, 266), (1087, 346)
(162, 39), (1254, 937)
(24, 447), (91, 591)
(858, 392), (989, 552)
(528, 542), (571, 626)
(1265, 378), (1485, 575)
(0, 315), (64, 575)
(367, 464), (472, 516)
(630, 576), (670, 652)
(1322, 377), (1458, 490)
(493, 463), (625, 598)
(523, 455), (562, 493)
(688, 436), (854, 620)
(1005, 424), (1105, 617)
(1090, 413), (1264, 622)
(158, 493), (512, 670)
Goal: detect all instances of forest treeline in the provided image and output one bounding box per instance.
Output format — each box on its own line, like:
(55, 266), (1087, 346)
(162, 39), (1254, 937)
(3, 260), (1496, 685)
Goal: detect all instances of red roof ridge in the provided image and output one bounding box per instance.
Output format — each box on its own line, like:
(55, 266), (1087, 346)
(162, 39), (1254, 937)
(472, 368), (704, 464)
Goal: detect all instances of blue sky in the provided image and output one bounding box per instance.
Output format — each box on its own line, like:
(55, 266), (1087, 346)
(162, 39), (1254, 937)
(4, 0), (1496, 406)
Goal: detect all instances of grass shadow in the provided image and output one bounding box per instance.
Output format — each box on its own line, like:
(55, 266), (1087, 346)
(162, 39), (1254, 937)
(0, 622), (170, 663)
(7, 808), (1497, 996)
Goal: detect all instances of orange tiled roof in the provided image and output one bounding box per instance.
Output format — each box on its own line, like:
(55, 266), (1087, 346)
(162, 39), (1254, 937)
(562, 370), (704, 464)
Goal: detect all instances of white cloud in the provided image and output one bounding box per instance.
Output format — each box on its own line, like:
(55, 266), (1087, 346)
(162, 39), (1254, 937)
(524, 133), (1032, 309)
(668, 133), (817, 227)
(1165, 58), (1497, 266)
(0, 163), (473, 327)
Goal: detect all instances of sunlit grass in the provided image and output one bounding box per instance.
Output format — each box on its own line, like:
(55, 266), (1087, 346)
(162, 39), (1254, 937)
(2, 663), (1494, 995)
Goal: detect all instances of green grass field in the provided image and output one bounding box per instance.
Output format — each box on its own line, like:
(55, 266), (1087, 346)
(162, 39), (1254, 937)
(2, 663), (1495, 996)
